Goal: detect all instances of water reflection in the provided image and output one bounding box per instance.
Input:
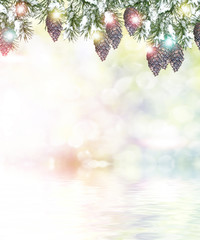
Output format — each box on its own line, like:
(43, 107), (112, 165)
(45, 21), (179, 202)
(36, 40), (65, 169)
(0, 166), (200, 240)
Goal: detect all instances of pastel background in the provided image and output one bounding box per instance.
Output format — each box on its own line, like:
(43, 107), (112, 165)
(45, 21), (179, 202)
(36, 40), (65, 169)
(0, 22), (200, 240)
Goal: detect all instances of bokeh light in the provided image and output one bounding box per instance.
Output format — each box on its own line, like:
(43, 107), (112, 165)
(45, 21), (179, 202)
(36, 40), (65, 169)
(179, 3), (192, 17)
(15, 1), (28, 17)
(52, 9), (62, 20)
(0, 19), (200, 240)
(132, 16), (140, 24)
(104, 11), (115, 24)
(164, 36), (176, 48)
(147, 45), (154, 53)
(3, 29), (16, 43)
(93, 31), (102, 41)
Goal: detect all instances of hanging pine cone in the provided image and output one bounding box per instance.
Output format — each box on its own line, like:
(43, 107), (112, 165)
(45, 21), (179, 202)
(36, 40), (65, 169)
(158, 44), (170, 70)
(194, 22), (200, 50)
(94, 33), (111, 61)
(46, 14), (63, 42)
(0, 40), (14, 56)
(105, 12), (123, 49)
(146, 46), (162, 76)
(124, 7), (141, 36)
(0, 29), (15, 56)
(169, 44), (184, 72)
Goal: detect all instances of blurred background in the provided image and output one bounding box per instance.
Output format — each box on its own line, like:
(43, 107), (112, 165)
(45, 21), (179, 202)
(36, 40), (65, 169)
(0, 22), (200, 240)
(0, 22), (200, 178)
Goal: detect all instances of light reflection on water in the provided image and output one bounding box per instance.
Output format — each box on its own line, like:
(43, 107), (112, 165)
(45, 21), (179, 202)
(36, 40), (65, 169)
(0, 167), (200, 240)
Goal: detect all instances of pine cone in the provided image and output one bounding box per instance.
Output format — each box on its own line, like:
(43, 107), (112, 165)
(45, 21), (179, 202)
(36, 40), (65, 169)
(169, 44), (184, 72)
(94, 33), (111, 61)
(194, 22), (200, 50)
(124, 7), (141, 36)
(158, 45), (170, 69)
(0, 41), (13, 56)
(0, 29), (15, 56)
(46, 15), (63, 42)
(146, 46), (162, 76)
(105, 14), (122, 49)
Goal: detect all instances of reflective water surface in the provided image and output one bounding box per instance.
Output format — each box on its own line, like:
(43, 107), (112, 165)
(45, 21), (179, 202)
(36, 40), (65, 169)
(0, 166), (200, 240)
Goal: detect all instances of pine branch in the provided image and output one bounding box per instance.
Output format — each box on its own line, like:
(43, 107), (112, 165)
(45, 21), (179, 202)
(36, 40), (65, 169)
(17, 19), (33, 41)
(0, 0), (198, 53)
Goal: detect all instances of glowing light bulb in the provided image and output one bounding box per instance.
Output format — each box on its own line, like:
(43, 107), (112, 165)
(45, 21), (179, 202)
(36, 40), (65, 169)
(147, 46), (154, 53)
(164, 37), (175, 48)
(179, 4), (192, 17)
(104, 12), (115, 24)
(17, 5), (24, 14)
(132, 16), (140, 24)
(165, 38), (173, 47)
(2, 29), (16, 43)
(52, 10), (61, 20)
(93, 31), (101, 40)
(15, 2), (28, 17)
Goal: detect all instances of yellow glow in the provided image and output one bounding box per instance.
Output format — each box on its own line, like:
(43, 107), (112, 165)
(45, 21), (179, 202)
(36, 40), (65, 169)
(92, 31), (101, 40)
(52, 10), (62, 20)
(179, 4), (192, 17)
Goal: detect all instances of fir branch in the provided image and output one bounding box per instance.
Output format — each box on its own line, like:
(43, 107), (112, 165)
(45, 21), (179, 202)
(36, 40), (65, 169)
(63, 2), (81, 41)
(0, 0), (198, 51)
(17, 19), (33, 41)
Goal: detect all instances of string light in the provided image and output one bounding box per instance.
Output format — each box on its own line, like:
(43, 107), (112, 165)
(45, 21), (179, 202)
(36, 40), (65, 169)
(104, 12), (115, 24)
(164, 36), (176, 48)
(147, 46), (154, 53)
(52, 9), (62, 20)
(2, 29), (16, 43)
(131, 16), (140, 24)
(15, 1), (28, 18)
(179, 3), (192, 17)
(92, 31), (102, 41)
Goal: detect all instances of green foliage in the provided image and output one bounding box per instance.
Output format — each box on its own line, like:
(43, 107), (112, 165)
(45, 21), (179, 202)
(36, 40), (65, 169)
(34, 0), (200, 49)
(0, 0), (199, 49)
(17, 19), (33, 41)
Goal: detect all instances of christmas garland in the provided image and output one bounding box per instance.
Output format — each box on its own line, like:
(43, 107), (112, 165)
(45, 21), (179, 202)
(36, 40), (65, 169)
(1, 0), (200, 75)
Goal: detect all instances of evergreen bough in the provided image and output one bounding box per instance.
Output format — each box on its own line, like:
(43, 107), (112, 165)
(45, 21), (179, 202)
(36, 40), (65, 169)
(1, 0), (200, 74)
